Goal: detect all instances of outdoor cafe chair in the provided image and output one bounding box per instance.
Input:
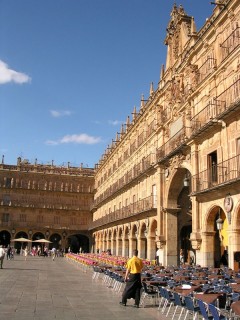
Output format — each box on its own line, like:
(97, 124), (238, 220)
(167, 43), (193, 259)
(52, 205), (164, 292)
(197, 299), (213, 320)
(183, 296), (200, 320)
(139, 281), (158, 308)
(208, 303), (230, 320)
(171, 292), (186, 320)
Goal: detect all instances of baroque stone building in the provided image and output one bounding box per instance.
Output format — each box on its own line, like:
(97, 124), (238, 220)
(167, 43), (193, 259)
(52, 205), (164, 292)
(91, 0), (240, 269)
(0, 157), (94, 253)
(1, 0), (239, 269)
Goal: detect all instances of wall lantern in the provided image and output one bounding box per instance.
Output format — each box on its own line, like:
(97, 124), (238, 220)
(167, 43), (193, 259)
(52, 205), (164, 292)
(216, 210), (223, 231)
(183, 173), (190, 187)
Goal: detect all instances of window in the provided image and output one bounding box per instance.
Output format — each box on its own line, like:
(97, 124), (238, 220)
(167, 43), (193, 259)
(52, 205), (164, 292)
(2, 213), (9, 222)
(20, 214), (26, 222)
(208, 151), (217, 183)
(37, 215), (43, 223)
(5, 177), (11, 188)
(54, 216), (60, 224)
(152, 185), (157, 208)
(3, 194), (10, 206)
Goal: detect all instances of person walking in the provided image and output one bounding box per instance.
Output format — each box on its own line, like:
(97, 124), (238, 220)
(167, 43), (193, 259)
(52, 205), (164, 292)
(0, 245), (6, 269)
(52, 247), (56, 261)
(24, 247), (28, 261)
(120, 249), (143, 308)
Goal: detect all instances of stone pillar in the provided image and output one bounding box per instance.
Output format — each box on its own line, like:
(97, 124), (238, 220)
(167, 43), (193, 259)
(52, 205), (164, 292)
(148, 236), (156, 261)
(228, 229), (240, 270)
(165, 210), (178, 266)
(200, 231), (215, 267)
(138, 237), (146, 259)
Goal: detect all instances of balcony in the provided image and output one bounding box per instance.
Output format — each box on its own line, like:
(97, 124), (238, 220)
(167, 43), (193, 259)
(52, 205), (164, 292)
(198, 57), (216, 84)
(89, 195), (157, 230)
(191, 78), (240, 139)
(220, 27), (240, 61)
(192, 154), (240, 194)
(156, 126), (188, 163)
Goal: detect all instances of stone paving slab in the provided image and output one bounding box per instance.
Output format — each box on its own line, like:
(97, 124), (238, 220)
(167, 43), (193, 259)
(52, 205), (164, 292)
(0, 255), (168, 320)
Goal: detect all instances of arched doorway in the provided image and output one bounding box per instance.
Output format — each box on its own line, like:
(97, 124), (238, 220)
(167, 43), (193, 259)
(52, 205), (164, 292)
(166, 167), (192, 266)
(0, 230), (11, 247)
(68, 234), (89, 253)
(49, 233), (61, 250)
(14, 231), (29, 253)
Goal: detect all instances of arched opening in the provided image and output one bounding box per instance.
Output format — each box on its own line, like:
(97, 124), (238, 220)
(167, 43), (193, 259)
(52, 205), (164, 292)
(0, 230), (11, 247)
(215, 208), (228, 268)
(32, 232), (45, 241)
(180, 225), (193, 264)
(14, 231), (29, 253)
(139, 223), (147, 259)
(49, 233), (61, 250)
(167, 167), (192, 266)
(67, 234), (89, 253)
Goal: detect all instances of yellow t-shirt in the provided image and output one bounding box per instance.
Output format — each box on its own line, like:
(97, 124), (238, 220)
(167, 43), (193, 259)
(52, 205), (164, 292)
(126, 256), (143, 274)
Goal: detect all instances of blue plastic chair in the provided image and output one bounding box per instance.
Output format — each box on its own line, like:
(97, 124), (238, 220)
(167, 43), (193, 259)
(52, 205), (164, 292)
(183, 296), (200, 320)
(171, 292), (186, 320)
(208, 303), (229, 320)
(197, 299), (213, 320)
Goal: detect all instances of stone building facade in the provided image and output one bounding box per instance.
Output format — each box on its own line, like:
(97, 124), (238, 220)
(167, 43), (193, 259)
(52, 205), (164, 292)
(1, 0), (239, 269)
(91, 0), (240, 269)
(0, 157), (94, 253)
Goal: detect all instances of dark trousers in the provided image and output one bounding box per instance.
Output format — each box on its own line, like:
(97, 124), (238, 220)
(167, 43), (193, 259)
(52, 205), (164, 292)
(122, 273), (142, 305)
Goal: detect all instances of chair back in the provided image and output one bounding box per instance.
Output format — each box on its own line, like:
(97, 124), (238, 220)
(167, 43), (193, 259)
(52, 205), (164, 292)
(173, 292), (182, 307)
(197, 299), (209, 320)
(208, 304), (220, 320)
(184, 296), (195, 311)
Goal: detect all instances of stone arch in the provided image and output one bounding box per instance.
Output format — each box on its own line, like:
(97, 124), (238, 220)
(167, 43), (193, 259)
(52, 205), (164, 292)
(49, 233), (61, 250)
(166, 165), (192, 209)
(164, 164), (193, 265)
(203, 204), (228, 268)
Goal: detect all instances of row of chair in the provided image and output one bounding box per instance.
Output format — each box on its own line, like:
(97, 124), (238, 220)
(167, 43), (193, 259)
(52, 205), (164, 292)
(140, 282), (234, 319)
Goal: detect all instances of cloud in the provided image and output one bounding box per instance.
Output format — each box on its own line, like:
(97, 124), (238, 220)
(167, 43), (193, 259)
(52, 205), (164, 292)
(108, 120), (123, 126)
(45, 133), (102, 146)
(0, 60), (31, 84)
(50, 110), (72, 117)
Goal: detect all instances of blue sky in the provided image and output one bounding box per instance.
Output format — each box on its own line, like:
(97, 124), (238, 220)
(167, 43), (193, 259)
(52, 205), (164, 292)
(0, 0), (213, 168)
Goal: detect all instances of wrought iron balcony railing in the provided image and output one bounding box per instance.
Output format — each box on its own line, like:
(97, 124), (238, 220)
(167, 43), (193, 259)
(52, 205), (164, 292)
(191, 78), (240, 137)
(89, 195), (156, 230)
(156, 126), (188, 163)
(198, 57), (216, 84)
(192, 154), (240, 194)
(220, 27), (240, 61)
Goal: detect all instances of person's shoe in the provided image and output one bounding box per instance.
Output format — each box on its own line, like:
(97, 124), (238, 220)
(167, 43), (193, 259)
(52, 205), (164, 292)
(119, 302), (126, 306)
(133, 304), (139, 308)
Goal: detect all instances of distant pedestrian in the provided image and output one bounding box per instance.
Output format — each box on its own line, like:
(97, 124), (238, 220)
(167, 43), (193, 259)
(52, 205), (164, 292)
(7, 246), (12, 260)
(52, 247), (56, 261)
(24, 247), (28, 261)
(0, 245), (5, 268)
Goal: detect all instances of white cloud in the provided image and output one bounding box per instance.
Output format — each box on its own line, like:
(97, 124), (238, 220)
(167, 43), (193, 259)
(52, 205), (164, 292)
(50, 110), (72, 117)
(0, 60), (31, 84)
(45, 133), (102, 146)
(108, 120), (123, 126)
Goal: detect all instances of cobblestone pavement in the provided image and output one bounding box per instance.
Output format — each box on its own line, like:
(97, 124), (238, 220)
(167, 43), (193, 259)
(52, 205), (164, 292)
(0, 255), (168, 320)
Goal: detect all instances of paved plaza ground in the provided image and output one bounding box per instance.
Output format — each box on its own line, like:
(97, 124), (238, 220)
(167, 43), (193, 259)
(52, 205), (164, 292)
(0, 255), (167, 320)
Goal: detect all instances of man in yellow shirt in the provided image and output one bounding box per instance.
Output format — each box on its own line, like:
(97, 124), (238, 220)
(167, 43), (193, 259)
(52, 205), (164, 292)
(120, 249), (143, 308)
